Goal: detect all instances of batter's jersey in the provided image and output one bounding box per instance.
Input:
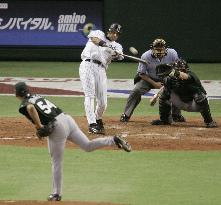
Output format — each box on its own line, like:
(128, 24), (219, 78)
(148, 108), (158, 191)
(81, 30), (123, 67)
(137, 48), (179, 81)
(19, 95), (63, 125)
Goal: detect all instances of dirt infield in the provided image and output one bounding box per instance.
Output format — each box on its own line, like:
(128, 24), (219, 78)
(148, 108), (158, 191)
(0, 116), (221, 150)
(0, 116), (221, 205)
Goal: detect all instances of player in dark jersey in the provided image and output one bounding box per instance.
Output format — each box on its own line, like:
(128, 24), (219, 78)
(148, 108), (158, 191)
(151, 59), (217, 128)
(15, 82), (131, 201)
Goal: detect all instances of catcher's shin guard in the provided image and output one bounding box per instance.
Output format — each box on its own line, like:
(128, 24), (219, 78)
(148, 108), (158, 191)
(194, 95), (214, 125)
(159, 91), (171, 123)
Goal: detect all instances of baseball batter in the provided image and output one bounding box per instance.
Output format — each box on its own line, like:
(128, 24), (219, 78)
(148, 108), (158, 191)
(79, 23), (124, 134)
(151, 59), (217, 128)
(15, 82), (131, 201)
(120, 38), (185, 122)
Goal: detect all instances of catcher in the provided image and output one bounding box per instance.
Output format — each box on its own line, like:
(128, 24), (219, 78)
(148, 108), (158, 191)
(15, 82), (131, 201)
(151, 59), (217, 128)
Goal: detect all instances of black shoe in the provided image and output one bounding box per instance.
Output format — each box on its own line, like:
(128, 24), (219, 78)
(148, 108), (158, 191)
(113, 135), (132, 152)
(205, 121), (217, 128)
(120, 113), (130, 122)
(96, 119), (104, 129)
(47, 194), (62, 201)
(172, 115), (186, 122)
(151, 119), (171, 125)
(96, 119), (105, 133)
(89, 123), (104, 134)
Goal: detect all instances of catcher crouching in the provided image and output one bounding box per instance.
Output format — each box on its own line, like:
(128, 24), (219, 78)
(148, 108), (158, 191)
(151, 59), (217, 128)
(15, 82), (131, 201)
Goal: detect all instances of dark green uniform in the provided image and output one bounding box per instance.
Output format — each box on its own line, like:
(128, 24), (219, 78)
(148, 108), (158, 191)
(158, 70), (216, 127)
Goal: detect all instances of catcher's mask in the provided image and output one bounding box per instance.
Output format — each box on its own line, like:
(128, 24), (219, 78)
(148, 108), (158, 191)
(151, 38), (167, 58)
(15, 82), (29, 97)
(156, 64), (173, 78)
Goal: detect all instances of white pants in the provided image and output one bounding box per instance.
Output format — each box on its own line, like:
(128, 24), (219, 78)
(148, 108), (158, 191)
(79, 60), (107, 124)
(47, 113), (114, 195)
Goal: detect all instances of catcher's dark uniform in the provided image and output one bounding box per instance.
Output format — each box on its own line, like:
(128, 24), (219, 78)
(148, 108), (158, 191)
(153, 69), (217, 127)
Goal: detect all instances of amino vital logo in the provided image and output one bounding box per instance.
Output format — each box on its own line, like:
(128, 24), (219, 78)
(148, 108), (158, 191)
(0, 3), (8, 9)
(57, 12), (86, 32)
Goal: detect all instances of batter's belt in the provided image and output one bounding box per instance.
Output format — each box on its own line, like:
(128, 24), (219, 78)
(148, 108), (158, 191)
(85, 59), (104, 67)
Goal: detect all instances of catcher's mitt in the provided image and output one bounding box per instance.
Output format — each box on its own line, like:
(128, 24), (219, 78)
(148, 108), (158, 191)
(36, 121), (55, 139)
(156, 64), (173, 77)
(156, 64), (180, 78)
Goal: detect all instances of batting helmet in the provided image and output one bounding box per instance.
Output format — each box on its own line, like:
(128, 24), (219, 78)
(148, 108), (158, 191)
(108, 23), (122, 34)
(15, 82), (29, 97)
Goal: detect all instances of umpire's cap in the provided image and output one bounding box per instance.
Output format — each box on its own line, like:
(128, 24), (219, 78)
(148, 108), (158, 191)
(15, 82), (29, 97)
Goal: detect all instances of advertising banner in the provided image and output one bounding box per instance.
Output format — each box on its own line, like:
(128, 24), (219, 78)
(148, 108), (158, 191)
(0, 1), (103, 46)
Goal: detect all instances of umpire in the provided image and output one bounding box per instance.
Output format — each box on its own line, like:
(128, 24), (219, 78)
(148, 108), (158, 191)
(151, 59), (217, 128)
(120, 38), (185, 122)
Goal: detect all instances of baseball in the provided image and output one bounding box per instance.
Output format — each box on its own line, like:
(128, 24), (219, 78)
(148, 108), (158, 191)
(129, 47), (138, 55)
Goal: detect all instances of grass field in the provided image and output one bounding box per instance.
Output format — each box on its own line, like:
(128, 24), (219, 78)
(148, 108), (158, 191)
(0, 61), (221, 205)
(0, 146), (221, 205)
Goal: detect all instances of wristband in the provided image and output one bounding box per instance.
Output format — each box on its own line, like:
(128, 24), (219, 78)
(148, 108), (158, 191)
(98, 40), (107, 47)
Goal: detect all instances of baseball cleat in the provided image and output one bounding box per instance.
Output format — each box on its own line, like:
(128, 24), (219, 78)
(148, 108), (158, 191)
(205, 121), (217, 128)
(114, 135), (132, 152)
(47, 194), (62, 201)
(88, 123), (104, 134)
(151, 119), (171, 125)
(172, 115), (186, 122)
(96, 119), (105, 133)
(120, 113), (130, 122)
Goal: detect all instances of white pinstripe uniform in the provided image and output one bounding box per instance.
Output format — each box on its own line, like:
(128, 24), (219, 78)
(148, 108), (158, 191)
(79, 30), (123, 125)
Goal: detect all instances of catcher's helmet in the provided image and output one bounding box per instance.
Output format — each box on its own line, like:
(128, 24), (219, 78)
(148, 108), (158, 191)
(15, 82), (29, 97)
(172, 59), (189, 72)
(151, 38), (167, 58)
(108, 23), (122, 34)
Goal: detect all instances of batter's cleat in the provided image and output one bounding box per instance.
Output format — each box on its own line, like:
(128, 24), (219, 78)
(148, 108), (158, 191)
(172, 114), (186, 122)
(88, 123), (104, 134)
(151, 119), (171, 125)
(205, 121), (217, 128)
(120, 113), (130, 122)
(47, 194), (62, 201)
(114, 135), (132, 152)
(96, 119), (105, 132)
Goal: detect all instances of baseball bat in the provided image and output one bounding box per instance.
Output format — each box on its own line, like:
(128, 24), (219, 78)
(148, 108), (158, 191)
(150, 86), (164, 106)
(121, 54), (148, 64)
